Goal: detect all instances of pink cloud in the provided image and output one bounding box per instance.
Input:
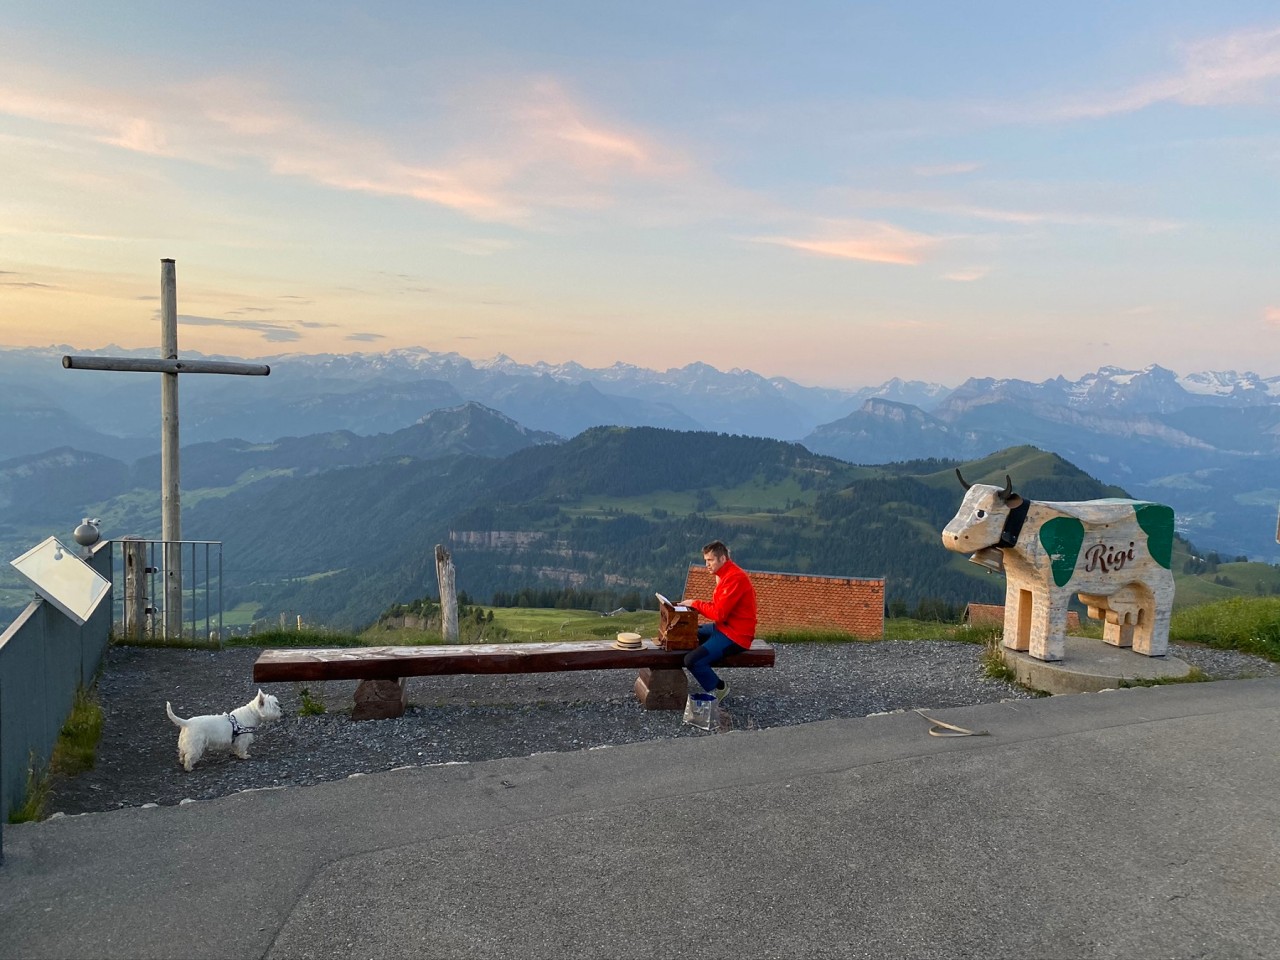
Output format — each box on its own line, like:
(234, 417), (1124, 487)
(753, 221), (939, 265)
(516, 77), (684, 178)
(0, 65), (692, 226)
(1265, 306), (1280, 326)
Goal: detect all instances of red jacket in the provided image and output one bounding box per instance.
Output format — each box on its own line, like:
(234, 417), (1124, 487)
(690, 559), (757, 648)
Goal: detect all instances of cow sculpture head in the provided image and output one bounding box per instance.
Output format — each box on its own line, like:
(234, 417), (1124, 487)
(941, 469), (1026, 554)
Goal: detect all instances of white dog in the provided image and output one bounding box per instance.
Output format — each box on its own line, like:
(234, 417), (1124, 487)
(165, 690), (283, 771)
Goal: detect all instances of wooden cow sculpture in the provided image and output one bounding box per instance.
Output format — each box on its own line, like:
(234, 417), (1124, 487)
(942, 471), (1175, 662)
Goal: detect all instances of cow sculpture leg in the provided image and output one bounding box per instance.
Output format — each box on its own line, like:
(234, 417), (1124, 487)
(1002, 585), (1033, 652)
(1003, 574), (1069, 662)
(1029, 588), (1071, 662)
(1133, 576), (1173, 656)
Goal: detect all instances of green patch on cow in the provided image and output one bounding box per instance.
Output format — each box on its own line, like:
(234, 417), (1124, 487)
(1135, 502), (1174, 569)
(1040, 516), (1084, 587)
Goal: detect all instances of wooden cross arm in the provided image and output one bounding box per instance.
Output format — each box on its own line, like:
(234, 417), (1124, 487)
(62, 355), (271, 376)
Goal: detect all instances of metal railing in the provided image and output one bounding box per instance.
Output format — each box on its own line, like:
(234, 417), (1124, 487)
(110, 539), (223, 642)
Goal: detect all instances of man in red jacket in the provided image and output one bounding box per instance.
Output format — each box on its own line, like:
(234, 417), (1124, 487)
(679, 540), (758, 702)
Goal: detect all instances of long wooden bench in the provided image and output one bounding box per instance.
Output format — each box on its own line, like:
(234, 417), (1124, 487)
(253, 638), (776, 719)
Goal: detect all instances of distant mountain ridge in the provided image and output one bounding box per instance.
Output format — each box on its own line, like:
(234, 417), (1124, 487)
(2, 345), (1279, 562)
(6, 346), (1276, 454)
(0, 402), (557, 529)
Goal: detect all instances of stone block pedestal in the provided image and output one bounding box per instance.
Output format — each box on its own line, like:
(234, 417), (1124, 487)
(352, 678), (407, 720)
(634, 667), (687, 710)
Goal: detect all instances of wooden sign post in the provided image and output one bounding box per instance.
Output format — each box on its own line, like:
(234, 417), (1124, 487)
(62, 259), (270, 637)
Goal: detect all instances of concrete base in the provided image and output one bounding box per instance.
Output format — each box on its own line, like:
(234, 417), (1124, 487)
(1003, 634), (1191, 695)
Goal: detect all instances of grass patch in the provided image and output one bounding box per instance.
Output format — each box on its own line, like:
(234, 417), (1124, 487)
(224, 611), (664, 648)
(51, 686), (104, 777)
(486, 608), (659, 643)
(980, 637), (1018, 683)
(951, 623), (1003, 646)
(224, 628), (364, 648)
(1117, 667), (1210, 688)
(220, 601), (263, 628)
(8, 753), (50, 824)
(763, 628), (873, 644)
(1170, 597), (1280, 662)
(882, 618), (960, 641)
(8, 685), (104, 823)
(112, 633), (221, 650)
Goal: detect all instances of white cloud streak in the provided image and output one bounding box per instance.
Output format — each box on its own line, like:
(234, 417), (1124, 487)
(1055, 25), (1280, 120)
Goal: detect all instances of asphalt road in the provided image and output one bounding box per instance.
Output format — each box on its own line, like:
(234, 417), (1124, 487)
(2, 678), (1278, 960)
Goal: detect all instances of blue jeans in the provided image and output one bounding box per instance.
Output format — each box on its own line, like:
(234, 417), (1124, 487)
(683, 623), (743, 694)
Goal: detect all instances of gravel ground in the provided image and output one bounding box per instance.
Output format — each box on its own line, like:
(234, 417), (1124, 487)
(43, 640), (1280, 818)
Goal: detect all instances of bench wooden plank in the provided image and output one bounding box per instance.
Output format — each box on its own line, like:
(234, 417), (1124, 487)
(253, 638), (775, 684)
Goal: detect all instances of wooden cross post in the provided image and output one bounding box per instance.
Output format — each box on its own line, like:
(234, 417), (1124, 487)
(62, 259), (270, 638)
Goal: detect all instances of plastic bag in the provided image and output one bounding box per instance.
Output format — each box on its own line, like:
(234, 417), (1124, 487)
(683, 692), (716, 730)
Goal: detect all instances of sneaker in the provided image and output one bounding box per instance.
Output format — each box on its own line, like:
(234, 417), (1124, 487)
(714, 682), (729, 703)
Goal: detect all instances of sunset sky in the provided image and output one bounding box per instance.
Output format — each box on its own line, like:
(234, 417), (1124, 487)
(1, 2), (1277, 388)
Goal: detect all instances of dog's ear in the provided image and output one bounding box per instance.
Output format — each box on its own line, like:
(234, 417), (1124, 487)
(256, 689), (266, 706)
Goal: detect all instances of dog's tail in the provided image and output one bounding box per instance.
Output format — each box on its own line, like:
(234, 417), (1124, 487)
(165, 701), (188, 728)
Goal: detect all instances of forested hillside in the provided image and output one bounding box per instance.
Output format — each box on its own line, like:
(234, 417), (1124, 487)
(3, 409), (1188, 630)
(185, 429), (1134, 629)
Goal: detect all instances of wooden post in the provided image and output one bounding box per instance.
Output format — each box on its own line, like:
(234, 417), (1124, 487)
(159, 259), (182, 638)
(122, 537), (148, 642)
(436, 544), (458, 642)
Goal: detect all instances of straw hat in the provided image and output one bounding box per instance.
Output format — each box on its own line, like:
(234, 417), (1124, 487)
(612, 631), (643, 651)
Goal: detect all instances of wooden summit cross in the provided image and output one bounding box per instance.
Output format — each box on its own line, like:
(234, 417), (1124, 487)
(62, 259), (270, 637)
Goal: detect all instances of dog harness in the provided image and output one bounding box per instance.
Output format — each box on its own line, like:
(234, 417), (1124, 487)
(226, 714), (257, 739)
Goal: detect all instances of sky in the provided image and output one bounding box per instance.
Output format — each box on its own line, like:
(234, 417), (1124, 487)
(1, 2), (1278, 389)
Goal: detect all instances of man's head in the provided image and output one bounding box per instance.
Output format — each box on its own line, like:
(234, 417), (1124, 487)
(702, 540), (730, 576)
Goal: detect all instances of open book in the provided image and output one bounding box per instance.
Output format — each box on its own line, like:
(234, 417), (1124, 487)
(655, 592), (691, 611)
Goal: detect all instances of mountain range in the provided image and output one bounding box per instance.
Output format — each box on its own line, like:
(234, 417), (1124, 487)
(3, 345), (1277, 562)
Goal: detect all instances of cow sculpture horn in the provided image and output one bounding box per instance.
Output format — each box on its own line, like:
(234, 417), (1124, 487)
(955, 468), (971, 490)
(998, 475), (1014, 501)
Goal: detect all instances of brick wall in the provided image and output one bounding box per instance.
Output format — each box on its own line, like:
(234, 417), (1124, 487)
(963, 603), (1004, 626)
(683, 566), (884, 639)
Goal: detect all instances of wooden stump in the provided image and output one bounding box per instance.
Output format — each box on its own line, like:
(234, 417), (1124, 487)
(352, 678), (407, 720)
(634, 667), (687, 710)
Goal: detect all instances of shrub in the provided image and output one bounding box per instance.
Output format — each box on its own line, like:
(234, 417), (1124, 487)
(297, 686), (326, 716)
